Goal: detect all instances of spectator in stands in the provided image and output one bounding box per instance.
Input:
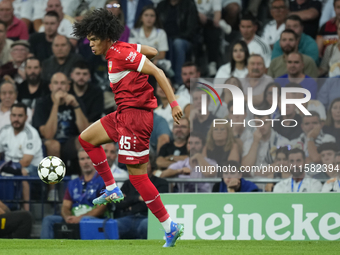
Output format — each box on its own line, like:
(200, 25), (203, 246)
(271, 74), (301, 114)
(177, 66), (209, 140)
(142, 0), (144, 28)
(242, 111), (291, 170)
(289, 0), (322, 39)
(268, 29), (318, 78)
(160, 133), (217, 192)
(261, 0), (288, 48)
(320, 0), (336, 27)
(156, 117), (189, 170)
(239, 14), (272, 68)
(227, 100), (253, 147)
(29, 11), (59, 63)
(195, 0), (231, 76)
(291, 111), (336, 163)
(323, 98), (340, 146)
(155, 79), (188, 130)
(120, 0), (153, 30)
(289, 82), (327, 123)
(314, 142), (339, 179)
(275, 52), (318, 99)
(261, 82), (282, 119)
(42, 35), (83, 82)
(149, 112), (171, 156)
(176, 62), (226, 118)
(18, 57), (49, 111)
(318, 76), (340, 109)
(106, 0), (130, 42)
(0, 200), (32, 238)
(319, 23), (340, 77)
(40, 148), (107, 239)
(204, 122), (240, 171)
(221, 77), (244, 106)
(33, 72), (89, 175)
(157, 0), (199, 85)
(114, 158), (167, 239)
(102, 142), (129, 188)
(215, 40), (249, 84)
(272, 15), (319, 64)
(242, 54), (274, 107)
(0, 0), (28, 41)
(271, 146), (291, 179)
(69, 61), (104, 123)
(212, 161), (260, 192)
(317, 0), (340, 58)
(37, 0), (78, 47)
(129, 6), (168, 65)
(273, 148), (322, 192)
(273, 91), (303, 140)
(221, 0), (241, 29)
(190, 88), (217, 138)
(63, 0), (106, 21)
(0, 40), (29, 84)
(0, 21), (13, 66)
(0, 103), (43, 176)
(0, 81), (32, 129)
(322, 151), (340, 192)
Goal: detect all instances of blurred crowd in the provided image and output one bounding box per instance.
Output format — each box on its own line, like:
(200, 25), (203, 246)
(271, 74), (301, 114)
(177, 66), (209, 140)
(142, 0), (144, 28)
(1, 0), (340, 239)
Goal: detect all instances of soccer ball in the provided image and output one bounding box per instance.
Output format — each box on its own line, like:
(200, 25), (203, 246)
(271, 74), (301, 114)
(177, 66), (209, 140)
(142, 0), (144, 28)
(38, 156), (66, 184)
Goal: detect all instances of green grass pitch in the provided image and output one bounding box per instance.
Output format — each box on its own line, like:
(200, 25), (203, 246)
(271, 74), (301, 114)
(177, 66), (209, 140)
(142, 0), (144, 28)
(2, 240), (340, 255)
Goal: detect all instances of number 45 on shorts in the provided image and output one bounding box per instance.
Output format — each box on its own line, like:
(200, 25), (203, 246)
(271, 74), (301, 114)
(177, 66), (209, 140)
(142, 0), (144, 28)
(120, 136), (131, 150)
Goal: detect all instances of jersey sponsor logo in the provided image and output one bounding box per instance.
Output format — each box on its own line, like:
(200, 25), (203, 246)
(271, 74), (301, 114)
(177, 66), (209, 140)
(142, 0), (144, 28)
(126, 157), (134, 160)
(126, 52), (137, 62)
(26, 143), (33, 150)
(109, 61), (112, 72)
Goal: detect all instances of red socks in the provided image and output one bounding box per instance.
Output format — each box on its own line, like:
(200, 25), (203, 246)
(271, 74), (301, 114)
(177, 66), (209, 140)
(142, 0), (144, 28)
(78, 136), (115, 186)
(129, 174), (169, 222)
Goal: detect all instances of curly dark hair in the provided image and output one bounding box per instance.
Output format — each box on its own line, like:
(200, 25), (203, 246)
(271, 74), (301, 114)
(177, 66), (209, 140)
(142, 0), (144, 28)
(72, 8), (124, 41)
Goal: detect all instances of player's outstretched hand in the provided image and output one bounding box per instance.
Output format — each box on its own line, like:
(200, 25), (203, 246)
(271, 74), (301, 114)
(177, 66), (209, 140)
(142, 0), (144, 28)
(172, 105), (183, 125)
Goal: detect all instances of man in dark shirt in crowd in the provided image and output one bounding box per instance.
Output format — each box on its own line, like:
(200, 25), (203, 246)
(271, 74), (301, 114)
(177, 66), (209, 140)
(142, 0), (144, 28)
(42, 35), (83, 82)
(33, 72), (89, 174)
(69, 61), (104, 123)
(289, 0), (322, 39)
(29, 11), (59, 63)
(156, 117), (189, 170)
(114, 160), (168, 239)
(18, 57), (49, 111)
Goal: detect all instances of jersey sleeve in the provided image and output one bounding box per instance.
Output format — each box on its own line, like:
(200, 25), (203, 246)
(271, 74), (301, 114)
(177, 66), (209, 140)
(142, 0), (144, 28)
(115, 45), (146, 72)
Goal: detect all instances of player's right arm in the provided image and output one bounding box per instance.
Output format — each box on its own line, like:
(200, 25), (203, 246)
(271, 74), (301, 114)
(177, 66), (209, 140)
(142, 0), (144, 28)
(141, 58), (183, 124)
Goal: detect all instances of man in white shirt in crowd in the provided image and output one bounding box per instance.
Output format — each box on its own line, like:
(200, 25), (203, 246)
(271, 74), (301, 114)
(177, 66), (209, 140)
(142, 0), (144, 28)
(0, 81), (32, 129)
(155, 78), (188, 130)
(0, 102), (43, 176)
(273, 148), (322, 192)
(241, 111), (291, 173)
(0, 21), (13, 66)
(322, 151), (340, 192)
(291, 111), (336, 164)
(239, 14), (272, 68)
(261, 0), (288, 48)
(36, 0), (77, 47)
(242, 54), (273, 107)
(102, 142), (128, 188)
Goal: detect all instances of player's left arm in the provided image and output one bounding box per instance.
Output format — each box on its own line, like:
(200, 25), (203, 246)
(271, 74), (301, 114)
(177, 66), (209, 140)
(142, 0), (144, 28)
(140, 45), (158, 60)
(141, 58), (183, 124)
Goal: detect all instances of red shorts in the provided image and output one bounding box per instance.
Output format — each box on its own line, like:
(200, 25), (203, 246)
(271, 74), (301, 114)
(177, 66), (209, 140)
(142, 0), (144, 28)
(101, 108), (153, 164)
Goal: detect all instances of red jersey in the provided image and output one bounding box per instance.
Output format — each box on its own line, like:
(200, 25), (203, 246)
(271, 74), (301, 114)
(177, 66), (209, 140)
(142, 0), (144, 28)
(106, 41), (157, 112)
